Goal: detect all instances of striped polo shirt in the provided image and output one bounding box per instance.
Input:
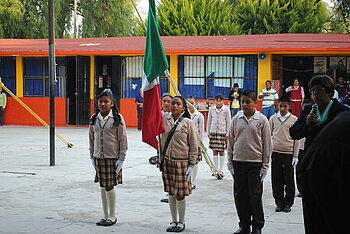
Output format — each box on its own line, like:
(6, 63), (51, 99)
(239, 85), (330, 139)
(259, 88), (278, 107)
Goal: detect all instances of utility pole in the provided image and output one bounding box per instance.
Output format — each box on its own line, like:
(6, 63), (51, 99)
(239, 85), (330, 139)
(48, 0), (55, 166)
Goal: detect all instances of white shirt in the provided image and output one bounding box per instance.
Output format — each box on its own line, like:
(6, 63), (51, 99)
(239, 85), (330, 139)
(237, 109), (261, 123)
(97, 110), (114, 125)
(276, 111), (291, 123)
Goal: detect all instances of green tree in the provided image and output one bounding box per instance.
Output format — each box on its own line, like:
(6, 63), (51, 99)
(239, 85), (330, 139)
(331, 0), (350, 32)
(0, 0), (73, 38)
(234, 0), (330, 34)
(79, 0), (137, 37)
(154, 0), (240, 36)
(0, 0), (24, 38)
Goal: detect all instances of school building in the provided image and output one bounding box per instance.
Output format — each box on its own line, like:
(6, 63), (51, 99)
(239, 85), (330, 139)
(0, 33), (349, 127)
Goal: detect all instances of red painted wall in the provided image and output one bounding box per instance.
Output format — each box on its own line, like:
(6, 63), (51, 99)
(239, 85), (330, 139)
(3, 97), (67, 126)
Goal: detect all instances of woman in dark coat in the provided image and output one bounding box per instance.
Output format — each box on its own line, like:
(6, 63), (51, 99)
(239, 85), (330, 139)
(289, 75), (349, 234)
(298, 111), (350, 234)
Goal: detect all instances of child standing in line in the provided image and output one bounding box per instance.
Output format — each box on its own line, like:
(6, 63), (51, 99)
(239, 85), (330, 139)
(89, 89), (128, 226)
(227, 90), (272, 234)
(187, 96), (205, 189)
(269, 96), (299, 213)
(159, 96), (198, 232)
(207, 94), (231, 174)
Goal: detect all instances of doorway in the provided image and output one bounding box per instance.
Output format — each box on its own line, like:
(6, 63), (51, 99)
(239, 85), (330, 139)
(66, 56), (90, 125)
(282, 56), (314, 100)
(94, 56), (122, 108)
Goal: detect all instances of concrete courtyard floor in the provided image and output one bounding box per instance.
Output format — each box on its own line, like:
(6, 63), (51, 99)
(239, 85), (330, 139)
(0, 126), (304, 234)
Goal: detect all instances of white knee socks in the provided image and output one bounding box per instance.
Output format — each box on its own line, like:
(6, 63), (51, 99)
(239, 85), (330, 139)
(169, 196), (186, 224)
(101, 188), (116, 221)
(168, 195), (177, 223)
(219, 155), (225, 171)
(213, 156), (218, 169)
(100, 188), (109, 220)
(177, 198), (186, 224)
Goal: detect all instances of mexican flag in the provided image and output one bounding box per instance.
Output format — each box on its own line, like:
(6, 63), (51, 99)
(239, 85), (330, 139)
(142, 0), (169, 150)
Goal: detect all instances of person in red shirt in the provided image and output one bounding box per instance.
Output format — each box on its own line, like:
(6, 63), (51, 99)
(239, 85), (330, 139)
(285, 78), (304, 117)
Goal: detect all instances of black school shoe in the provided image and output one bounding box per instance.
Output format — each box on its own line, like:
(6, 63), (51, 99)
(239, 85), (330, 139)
(103, 218), (117, 226)
(96, 219), (106, 226)
(173, 222), (185, 232)
(284, 206), (292, 212)
(233, 227), (251, 234)
(166, 222), (178, 232)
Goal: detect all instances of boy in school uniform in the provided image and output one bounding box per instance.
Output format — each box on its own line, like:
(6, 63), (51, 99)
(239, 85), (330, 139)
(207, 94), (231, 174)
(269, 96), (299, 213)
(227, 90), (272, 234)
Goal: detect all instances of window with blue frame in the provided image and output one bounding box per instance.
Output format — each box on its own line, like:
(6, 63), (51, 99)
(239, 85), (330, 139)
(121, 56), (169, 98)
(179, 55), (258, 99)
(0, 57), (16, 96)
(24, 57), (66, 97)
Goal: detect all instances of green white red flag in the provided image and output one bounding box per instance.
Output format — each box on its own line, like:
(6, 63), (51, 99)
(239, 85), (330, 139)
(142, 0), (169, 150)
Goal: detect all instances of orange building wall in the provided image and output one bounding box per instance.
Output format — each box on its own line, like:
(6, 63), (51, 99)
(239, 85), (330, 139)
(3, 97), (67, 126)
(119, 98), (138, 128)
(2, 97), (261, 127)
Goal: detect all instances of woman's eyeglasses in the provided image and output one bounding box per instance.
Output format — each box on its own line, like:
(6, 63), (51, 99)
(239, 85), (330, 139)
(309, 88), (326, 93)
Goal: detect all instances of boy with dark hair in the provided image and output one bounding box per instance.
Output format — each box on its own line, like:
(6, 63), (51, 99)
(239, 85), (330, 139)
(227, 90), (272, 234)
(269, 95), (299, 213)
(259, 80), (278, 119)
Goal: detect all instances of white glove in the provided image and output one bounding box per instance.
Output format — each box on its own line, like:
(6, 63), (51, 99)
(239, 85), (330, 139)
(292, 157), (299, 167)
(115, 160), (124, 174)
(186, 167), (193, 182)
(229, 168), (235, 178)
(90, 158), (95, 169)
(260, 172), (267, 182)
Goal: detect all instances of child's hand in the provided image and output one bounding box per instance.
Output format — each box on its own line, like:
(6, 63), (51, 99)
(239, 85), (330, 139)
(90, 158), (95, 169)
(115, 160), (123, 174)
(224, 136), (228, 141)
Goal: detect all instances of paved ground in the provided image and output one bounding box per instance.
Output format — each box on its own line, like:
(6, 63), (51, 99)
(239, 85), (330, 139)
(0, 126), (305, 234)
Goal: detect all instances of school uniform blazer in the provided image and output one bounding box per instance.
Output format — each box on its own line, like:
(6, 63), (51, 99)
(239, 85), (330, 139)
(289, 101), (349, 152)
(89, 114), (128, 160)
(207, 105), (231, 136)
(160, 113), (198, 167)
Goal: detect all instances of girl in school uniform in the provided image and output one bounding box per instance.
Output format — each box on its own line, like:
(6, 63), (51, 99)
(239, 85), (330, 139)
(187, 96), (204, 189)
(207, 93), (231, 174)
(89, 89), (128, 226)
(159, 96), (198, 232)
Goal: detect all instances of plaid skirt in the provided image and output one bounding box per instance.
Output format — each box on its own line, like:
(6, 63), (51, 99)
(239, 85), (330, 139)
(94, 158), (122, 188)
(162, 158), (192, 197)
(208, 133), (227, 152)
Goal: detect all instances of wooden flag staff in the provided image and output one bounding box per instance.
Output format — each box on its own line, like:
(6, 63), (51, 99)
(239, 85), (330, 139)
(164, 69), (224, 179)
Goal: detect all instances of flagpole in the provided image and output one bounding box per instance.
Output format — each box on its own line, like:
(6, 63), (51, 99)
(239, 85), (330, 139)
(163, 69), (224, 179)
